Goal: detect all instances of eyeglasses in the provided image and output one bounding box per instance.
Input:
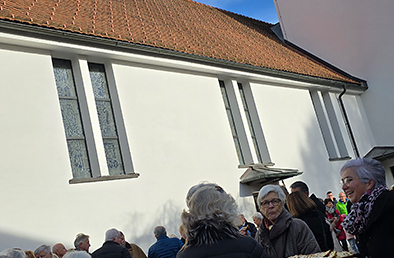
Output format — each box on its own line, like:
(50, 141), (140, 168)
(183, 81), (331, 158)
(340, 177), (353, 187)
(261, 198), (281, 208)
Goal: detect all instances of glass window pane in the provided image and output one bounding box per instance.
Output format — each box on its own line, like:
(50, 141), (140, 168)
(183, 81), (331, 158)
(53, 58), (92, 179)
(89, 64), (110, 99)
(59, 99), (85, 138)
(234, 138), (245, 165)
(53, 59), (77, 97)
(226, 110), (238, 137)
(103, 139), (124, 176)
(220, 86), (230, 108)
(67, 140), (91, 179)
(95, 100), (117, 137)
(89, 62), (125, 175)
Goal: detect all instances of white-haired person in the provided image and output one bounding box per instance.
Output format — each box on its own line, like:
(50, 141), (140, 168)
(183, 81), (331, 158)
(255, 185), (320, 257)
(0, 248), (26, 258)
(63, 251), (91, 258)
(74, 233), (90, 254)
(177, 182), (267, 258)
(34, 245), (53, 258)
(252, 212), (263, 229)
(52, 243), (68, 258)
(92, 228), (131, 258)
(340, 158), (394, 257)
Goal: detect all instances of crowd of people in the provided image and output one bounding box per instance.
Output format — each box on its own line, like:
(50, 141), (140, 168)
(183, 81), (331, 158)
(1, 158), (393, 258)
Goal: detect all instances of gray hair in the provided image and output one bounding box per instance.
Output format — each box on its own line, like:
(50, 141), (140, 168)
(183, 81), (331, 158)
(153, 226), (167, 237)
(340, 158), (386, 188)
(252, 212), (263, 220)
(185, 181), (219, 204)
(0, 248), (26, 258)
(63, 251), (90, 258)
(34, 245), (51, 256)
(181, 182), (241, 246)
(105, 228), (120, 241)
(74, 233), (89, 249)
(257, 184), (286, 208)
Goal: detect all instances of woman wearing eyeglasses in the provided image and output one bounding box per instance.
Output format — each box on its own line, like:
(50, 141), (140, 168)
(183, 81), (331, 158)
(255, 185), (320, 258)
(340, 158), (394, 258)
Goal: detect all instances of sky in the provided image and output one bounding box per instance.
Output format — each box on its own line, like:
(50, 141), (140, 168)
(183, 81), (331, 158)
(194, 0), (279, 24)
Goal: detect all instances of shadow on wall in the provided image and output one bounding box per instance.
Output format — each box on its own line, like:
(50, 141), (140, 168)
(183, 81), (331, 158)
(0, 231), (45, 252)
(296, 113), (347, 198)
(122, 199), (184, 254)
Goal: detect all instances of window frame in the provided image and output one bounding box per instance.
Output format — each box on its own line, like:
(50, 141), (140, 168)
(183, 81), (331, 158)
(219, 79), (272, 166)
(310, 90), (350, 161)
(52, 56), (138, 184)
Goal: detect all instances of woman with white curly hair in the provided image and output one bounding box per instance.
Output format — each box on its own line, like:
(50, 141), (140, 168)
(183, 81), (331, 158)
(176, 182), (267, 258)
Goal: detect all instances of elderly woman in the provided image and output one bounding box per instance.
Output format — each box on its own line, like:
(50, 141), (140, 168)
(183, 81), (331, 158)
(255, 185), (320, 258)
(340, 158), (394, 257)
(177, 182), (267, 258)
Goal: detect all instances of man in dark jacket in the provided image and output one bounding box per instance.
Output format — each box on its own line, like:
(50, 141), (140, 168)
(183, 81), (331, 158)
(92, 228), (132, 258)
(238, 214), (257, 238)
(290, 181), (326, 217)
(148, 226), (183, 258)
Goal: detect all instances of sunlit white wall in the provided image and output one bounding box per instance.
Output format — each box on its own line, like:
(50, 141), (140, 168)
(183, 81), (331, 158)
(274, 0), (394, 147)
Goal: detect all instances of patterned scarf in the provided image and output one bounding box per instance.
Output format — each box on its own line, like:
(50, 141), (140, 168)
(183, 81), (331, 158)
(342, 185), (388, 235)
(325, 205), (337, 216)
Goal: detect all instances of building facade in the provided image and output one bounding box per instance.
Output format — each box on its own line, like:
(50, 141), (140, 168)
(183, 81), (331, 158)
(0, 0), (375, 252)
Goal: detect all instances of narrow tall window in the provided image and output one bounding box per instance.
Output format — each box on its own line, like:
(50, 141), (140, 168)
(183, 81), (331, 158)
(53, 59), (92, 179)
(219, 80), (245, 165)
(310, 90), (349, 160)
(88, 63), (125, 176)
(238, 83), (263, 163)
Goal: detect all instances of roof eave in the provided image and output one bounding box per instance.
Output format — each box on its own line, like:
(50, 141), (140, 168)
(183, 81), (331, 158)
(0, 19), (367, 92)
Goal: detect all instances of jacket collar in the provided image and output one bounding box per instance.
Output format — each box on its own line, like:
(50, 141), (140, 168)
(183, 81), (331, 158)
(268, 208), (293, 239)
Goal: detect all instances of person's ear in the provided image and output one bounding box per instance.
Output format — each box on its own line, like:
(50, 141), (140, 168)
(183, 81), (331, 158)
(367, 179), (375, 190)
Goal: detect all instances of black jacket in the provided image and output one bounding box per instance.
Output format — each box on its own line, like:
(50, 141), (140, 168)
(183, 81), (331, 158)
(310, 194), (327, 218)
(298, 209), (334, 251)
(176, 235), (267, 258)
(356, 190), (394, 258)
(92, 241), (132, 258)
(243, 219), (257, 238)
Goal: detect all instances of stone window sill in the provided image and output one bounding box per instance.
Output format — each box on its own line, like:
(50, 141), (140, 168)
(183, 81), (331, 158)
(69, 173), (140, 184)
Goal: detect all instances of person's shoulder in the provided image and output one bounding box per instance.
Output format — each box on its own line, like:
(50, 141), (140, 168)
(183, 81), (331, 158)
(378, 189), (394, 208)
(291, 217), (313, 231)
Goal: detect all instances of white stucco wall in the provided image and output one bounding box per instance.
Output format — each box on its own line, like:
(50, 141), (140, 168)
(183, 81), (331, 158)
(274, 0), (394, 147)
(0, 44), (253, 253)
(250, 83), (374, 198)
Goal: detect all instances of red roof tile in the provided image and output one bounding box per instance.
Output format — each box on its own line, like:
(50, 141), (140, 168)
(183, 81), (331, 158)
(0, 0), (359, 84)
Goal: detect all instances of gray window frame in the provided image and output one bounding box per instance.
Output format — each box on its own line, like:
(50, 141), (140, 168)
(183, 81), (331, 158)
(52, 57), (137, 183)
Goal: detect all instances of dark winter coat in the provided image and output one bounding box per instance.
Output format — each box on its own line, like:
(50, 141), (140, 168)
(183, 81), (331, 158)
(298, 209), (334, 251)
(176, 235), (267, 258)
(310, 194), (327, 218)
(148, 235), (183, 258)
(92, 241), (132, 258)
(256, 209), (320, 258)
(356, 189), (394, 258)
(240, 219), (258, 238)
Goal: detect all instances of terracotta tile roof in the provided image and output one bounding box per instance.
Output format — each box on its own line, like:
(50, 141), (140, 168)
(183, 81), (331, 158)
(0, 0), (360, 84)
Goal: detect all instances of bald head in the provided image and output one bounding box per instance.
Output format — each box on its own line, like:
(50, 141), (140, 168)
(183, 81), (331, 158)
(52, 244), (67, 258)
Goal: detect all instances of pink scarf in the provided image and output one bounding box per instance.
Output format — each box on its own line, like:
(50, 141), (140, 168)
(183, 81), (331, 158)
(342, 185), (388, 235)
